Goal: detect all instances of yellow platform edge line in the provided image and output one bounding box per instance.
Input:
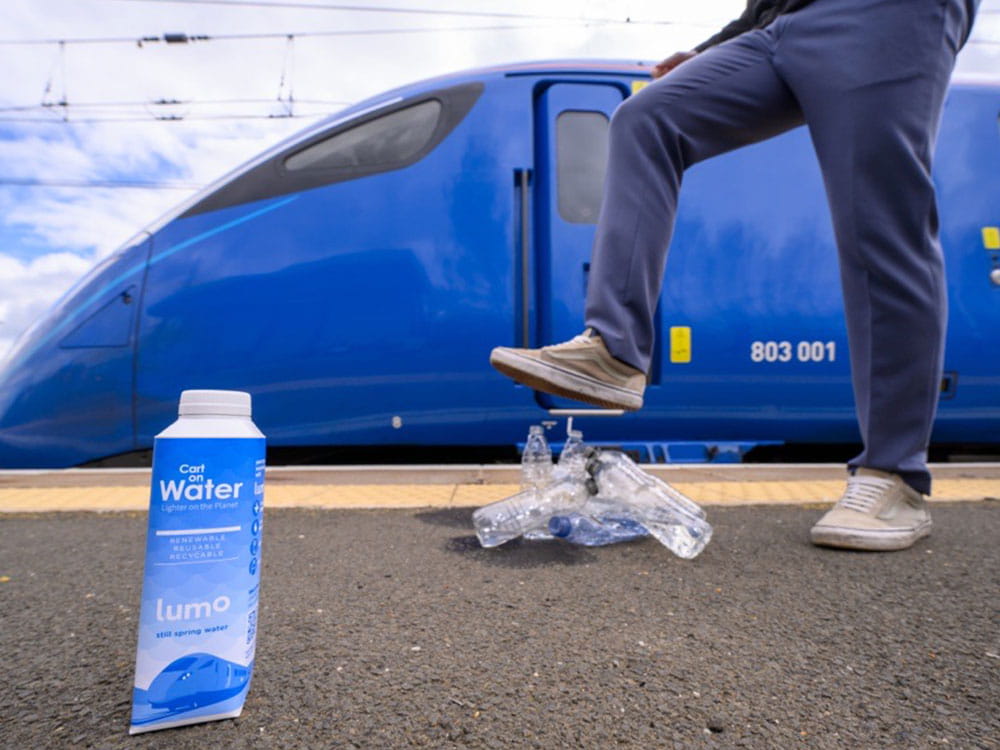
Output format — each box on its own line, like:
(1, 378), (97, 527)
(0, 479), (997, 514)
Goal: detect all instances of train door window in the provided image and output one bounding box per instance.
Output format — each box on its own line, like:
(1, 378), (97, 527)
(285, 99), (443, 171)
(556, 110), (610, 223)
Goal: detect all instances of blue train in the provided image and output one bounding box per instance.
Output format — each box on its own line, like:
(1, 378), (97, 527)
(145, 653), (250, 711)
(1, 60), (998, 468)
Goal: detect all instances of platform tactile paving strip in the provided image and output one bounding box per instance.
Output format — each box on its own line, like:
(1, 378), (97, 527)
(1, 477), (997, 513)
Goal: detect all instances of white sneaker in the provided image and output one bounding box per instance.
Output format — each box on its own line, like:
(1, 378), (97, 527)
(810, 468), (932, 551)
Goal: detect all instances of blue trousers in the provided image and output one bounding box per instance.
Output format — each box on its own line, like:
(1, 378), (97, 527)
(585, 0), (977, 494)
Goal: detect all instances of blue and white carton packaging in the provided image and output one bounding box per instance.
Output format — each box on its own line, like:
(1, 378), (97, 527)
(130, 390), (266, 734)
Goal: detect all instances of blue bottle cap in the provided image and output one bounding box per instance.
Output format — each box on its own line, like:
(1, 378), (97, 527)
(548, 516), (572, 537)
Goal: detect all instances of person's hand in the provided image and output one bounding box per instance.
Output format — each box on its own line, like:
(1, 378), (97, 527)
(652, 51), (698, 79)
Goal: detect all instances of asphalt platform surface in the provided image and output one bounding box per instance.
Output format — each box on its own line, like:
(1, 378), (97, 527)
(2, 504), (998, 749)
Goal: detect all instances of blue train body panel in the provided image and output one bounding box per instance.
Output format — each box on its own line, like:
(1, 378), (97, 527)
(0, 61), (997, 468)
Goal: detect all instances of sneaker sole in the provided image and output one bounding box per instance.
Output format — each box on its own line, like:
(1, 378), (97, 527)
(490, 348), (643, 411)
(810, 519), (932, 552)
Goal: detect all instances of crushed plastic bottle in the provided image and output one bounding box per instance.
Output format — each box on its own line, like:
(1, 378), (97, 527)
(538, 427), (589, 538)
(548, 512), (648, 546)
(587, 450), (712, 559)
(473, 474), (595, 548)
(549, 492), (651, 546)
(521, 424), (555, 540)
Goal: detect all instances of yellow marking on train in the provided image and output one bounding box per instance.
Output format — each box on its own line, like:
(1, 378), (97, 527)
(983, 226), (1000, 250)
(631, 80), (650, 95)
(2, 478), (996, 513)
(670, 326), (692, 363)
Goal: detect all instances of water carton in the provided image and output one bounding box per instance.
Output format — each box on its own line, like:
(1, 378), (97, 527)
(129, 390), (266, 734)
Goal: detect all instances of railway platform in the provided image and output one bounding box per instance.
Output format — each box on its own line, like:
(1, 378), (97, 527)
(2, 461), (999, 513)
(2, 463), (998, 748)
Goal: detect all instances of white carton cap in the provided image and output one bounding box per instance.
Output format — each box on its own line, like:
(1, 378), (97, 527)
(179, 389), (252, 417)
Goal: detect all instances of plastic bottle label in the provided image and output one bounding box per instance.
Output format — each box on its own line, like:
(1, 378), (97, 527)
(130, 437), (265, 734)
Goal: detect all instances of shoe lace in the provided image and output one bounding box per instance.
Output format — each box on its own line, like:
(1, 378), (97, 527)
(547, 329), (596, 350)
(837, 475), (895, 513)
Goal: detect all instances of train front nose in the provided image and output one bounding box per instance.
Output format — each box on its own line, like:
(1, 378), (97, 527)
(0, 324), (139, 468)
(0, 352), (65, 468)
(0, 243), (148, 468)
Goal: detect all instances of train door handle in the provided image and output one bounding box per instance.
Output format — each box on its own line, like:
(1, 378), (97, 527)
(940, 372), (958, 400)
(515, 168), (533, 347)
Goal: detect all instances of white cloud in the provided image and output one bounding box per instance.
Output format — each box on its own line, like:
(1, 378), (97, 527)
(0, 251), (94, 357)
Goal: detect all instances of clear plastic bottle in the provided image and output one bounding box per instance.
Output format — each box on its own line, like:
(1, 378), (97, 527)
(555, 428), (587, 479)
(473, 474), (594, 548)
(587, 450), (712, 559)
(521, 424), (553, 489)
(548, 513), (649, 546)
(596, 451), (707, 519)
(548, 492), (650, 546)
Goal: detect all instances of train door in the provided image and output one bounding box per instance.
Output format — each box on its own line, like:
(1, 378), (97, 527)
(51, 235), (150, 463)
(931, 86), (1000, 443)
(532, 81), (628, 408)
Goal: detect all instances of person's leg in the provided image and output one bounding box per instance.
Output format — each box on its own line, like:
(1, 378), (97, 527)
(490, 26), (805, 410)
(585, 29), (804, 373)
(772, 0), (977, 549)
(776, 0), (975, 496)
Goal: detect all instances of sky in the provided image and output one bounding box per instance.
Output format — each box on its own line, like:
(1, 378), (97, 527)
(1, 0), (998, 358)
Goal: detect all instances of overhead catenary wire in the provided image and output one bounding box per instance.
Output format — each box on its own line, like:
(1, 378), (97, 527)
(0, 98), (350, 112)
(0, 18), (995, 48)
(0, 112), (330, 123)
(1, 6), (995, 124)
(104, 0), (714, 26)
(110, 0), (1000, 14)
(101, 0), (1000, 38)
(0, 19), (633, 124)
(0, 178), (204, 189)
(0, 20), (649, 47)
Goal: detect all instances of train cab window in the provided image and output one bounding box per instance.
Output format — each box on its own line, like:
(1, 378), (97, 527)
(285, 99), (443, 171)
(181, 81), (483, 216)
(556, 111), (610, 224)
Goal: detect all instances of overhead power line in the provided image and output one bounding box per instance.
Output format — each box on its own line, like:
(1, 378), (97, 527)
(0, 98), (348, 112)
(0, 178), (203, 189)
(0, 19), (993, 48)
(0, 95), (344, 123)
(105, 0), (695, 25)
(0, 20), (638, 47)
(0, 112), (328, 124)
